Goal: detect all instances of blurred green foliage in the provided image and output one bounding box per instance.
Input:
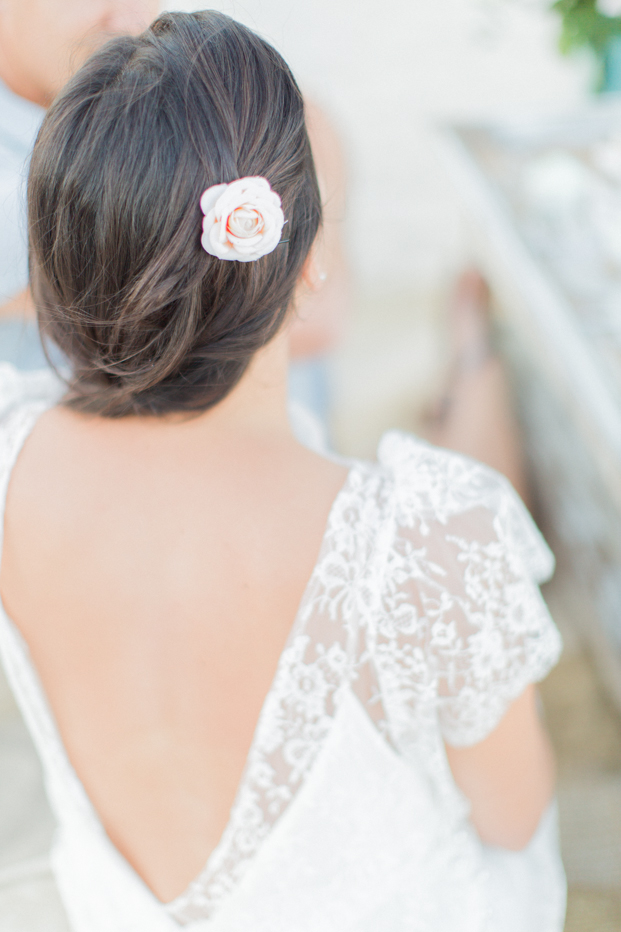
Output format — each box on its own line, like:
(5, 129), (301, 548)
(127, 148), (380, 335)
(553, 0), (621, 56)
(552, 0), (621, 88)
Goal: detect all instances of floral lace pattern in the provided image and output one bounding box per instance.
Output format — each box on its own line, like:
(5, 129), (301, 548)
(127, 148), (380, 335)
(0, 367), (563, 929)
(169, 434), (562, 924)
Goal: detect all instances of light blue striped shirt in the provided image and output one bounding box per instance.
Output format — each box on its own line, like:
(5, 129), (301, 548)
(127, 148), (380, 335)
(0, 77), (44, 304)
(0, 78), (45, 369)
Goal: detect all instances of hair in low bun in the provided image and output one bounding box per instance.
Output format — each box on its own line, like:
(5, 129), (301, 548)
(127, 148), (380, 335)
(28, 11), (321, 416)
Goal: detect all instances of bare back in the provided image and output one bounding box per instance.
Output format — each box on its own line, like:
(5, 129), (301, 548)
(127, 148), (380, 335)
(0, 401), (348, 903)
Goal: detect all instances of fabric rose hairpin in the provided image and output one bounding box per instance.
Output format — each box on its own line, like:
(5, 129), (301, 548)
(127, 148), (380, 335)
(200, 176), (285, 262)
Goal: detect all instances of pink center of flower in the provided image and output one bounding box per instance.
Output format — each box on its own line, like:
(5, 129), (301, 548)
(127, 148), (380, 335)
(226, 206), (264, 240)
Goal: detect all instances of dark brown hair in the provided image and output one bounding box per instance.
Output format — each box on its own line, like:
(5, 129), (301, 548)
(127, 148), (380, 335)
(28, 10), (321, 416)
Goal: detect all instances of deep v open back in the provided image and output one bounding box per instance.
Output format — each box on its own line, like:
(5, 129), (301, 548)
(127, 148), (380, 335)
(0, 365), (566, 932)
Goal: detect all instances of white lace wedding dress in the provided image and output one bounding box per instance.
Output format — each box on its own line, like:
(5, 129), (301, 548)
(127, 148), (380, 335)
(0, 366), (566, 932)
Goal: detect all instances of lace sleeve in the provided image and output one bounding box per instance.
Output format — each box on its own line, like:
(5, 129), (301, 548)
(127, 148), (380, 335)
(377, 431), (563, 748)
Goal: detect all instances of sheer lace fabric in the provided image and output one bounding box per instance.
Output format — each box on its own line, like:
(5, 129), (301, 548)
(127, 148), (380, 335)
(0, 366), (566, 931)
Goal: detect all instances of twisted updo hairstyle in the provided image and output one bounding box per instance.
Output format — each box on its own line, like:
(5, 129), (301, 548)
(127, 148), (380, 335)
(28, 10), (321, 416)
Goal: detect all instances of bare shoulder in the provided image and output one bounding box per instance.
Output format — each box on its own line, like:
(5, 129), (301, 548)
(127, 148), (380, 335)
(5, 405), (92, 528)
(0, 405), (99, 619)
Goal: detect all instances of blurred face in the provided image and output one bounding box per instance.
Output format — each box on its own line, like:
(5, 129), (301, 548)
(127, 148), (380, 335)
(0, 0), (160, 105)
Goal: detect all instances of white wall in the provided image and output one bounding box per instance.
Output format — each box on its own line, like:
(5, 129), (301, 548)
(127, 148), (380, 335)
(163, 0), (593, 291)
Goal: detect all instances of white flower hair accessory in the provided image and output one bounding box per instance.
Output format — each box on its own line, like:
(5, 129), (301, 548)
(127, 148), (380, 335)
(200, 176), (285, 262)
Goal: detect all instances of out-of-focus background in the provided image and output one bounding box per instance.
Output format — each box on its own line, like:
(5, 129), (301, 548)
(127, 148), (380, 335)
(1, 2), (621, 929)
(170, 0), (591, 294)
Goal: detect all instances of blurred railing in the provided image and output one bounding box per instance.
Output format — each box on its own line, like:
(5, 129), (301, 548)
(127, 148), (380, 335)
(440, 103), (621, 710)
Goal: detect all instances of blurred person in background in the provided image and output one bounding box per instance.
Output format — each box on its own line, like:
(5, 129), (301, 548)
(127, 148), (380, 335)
(0, 0), (161, 368)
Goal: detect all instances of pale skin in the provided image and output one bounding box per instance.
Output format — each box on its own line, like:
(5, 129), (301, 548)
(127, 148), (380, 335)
(428, 270), (532, 506)
(0, 301), (555, 904)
